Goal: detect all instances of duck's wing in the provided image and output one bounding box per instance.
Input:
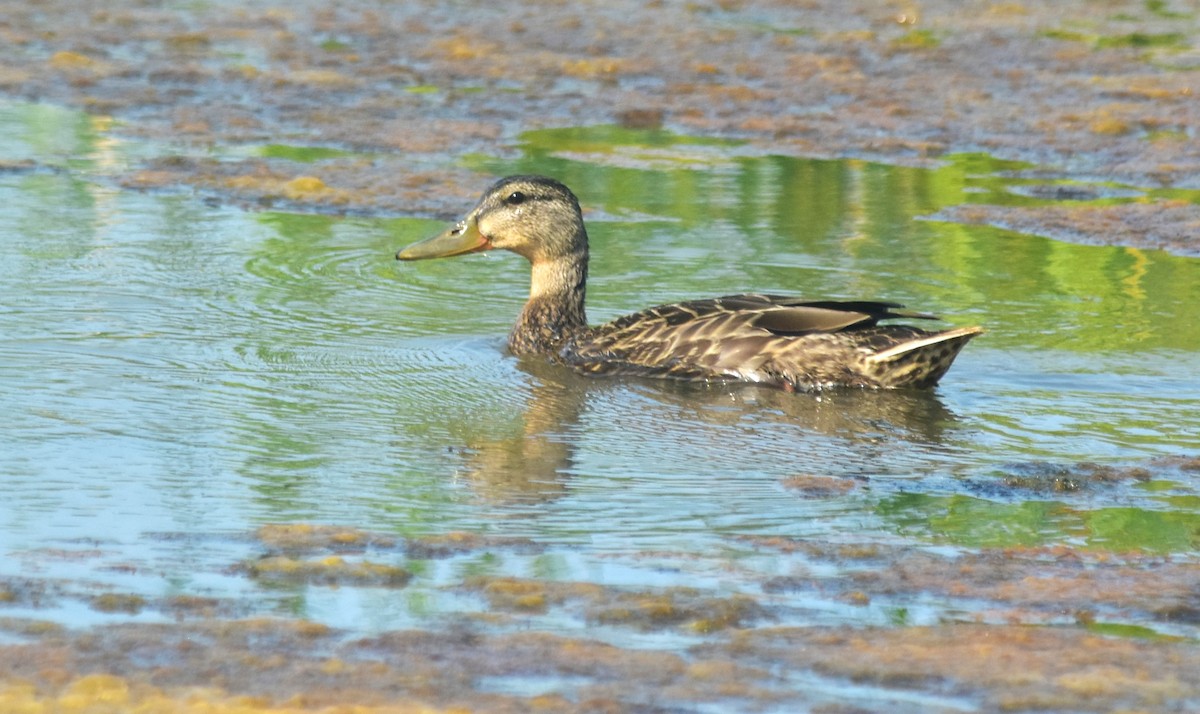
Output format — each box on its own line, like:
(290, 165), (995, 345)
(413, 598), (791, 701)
(571, 294), (942, 380)
(601, 294), (933, 333)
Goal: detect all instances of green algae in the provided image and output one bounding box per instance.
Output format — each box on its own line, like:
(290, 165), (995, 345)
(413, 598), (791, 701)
(878, 492), (1200, 553)
(1145, 0), (1192, 18)
(1042, 28), (1190, 51)
(257, 144), (355, 163)
(1096, 32), (1188, 49)
(1083, 621), (1191, 641)
(891, 29), (942, 50)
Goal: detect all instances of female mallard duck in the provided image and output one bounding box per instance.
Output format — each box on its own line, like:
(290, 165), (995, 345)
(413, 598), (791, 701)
(397, 175), (981, 390)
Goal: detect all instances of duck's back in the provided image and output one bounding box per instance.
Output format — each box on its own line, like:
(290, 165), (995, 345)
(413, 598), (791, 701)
(564, 294), (981, 390)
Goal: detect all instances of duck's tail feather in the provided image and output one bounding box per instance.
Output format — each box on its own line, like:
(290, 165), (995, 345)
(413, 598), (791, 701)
(866, 326), (984, 388)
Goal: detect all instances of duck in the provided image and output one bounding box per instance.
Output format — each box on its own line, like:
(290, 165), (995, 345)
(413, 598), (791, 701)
(396, 175), (982, 391)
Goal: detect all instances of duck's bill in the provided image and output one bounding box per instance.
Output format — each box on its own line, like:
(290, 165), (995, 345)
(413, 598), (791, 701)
(395, 216), (492, 261)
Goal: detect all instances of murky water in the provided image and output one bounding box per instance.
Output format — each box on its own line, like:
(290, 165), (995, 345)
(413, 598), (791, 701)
(3, 98), (1200, 654)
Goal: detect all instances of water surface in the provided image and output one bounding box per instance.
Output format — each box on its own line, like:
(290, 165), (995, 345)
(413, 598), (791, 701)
(2, 100), (1199, 646)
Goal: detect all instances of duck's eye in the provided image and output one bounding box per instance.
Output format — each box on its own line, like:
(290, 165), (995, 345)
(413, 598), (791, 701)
(504, 191), (527, 206)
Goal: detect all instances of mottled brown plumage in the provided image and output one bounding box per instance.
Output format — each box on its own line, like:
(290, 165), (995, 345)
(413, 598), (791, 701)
(397, 175), (982, 390)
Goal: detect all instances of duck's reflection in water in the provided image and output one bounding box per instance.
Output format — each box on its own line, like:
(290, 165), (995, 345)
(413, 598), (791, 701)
(451, 360), (583, 504)
(453, 358), (965, 504)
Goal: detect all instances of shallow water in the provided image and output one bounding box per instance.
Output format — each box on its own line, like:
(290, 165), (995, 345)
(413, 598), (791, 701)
(2, 99), (1199, 655)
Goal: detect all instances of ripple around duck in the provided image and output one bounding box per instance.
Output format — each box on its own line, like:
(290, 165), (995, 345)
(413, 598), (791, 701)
(236, 233), (529, 344)
(242, 243), (380, 286)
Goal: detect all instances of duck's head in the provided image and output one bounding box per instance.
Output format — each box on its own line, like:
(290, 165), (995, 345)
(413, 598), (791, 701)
(396, 175), (587, 264)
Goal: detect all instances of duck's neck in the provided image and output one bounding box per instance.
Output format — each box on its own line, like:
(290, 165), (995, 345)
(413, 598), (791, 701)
(508, 248), (589, 356)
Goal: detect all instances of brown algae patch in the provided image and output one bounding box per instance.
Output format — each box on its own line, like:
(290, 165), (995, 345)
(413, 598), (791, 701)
(0, 619), (696, 713)
(0, 576), (66, 610)
(255, 523), (397, 554)
(240, 555), (412, 587)
(462, 576), (604, 616)
(405, 531), (544, 559)
(0, 614), (1197, 713)
(245, 524), (411, 585)
(0, 674), (458, 714)
(461, 575), (765, 632)
(702, 624), (1200, 712)
(3, 513), (1200, 711)
(590, 590), (765, 634)
(466, 576), (568, 613)
(89, 592), (147, 614)
(0, 617), (64, 638)
(237, 524), (565, 591)
(780, 473), (861, 497)
(162, 595), (225, 619)
(122, 156), (482, 217)
(996, 461), (1153, 493)
(224, 170), (356, 208)
(1163, 454), (1200, 472)
(747, 537), (1200, 628)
